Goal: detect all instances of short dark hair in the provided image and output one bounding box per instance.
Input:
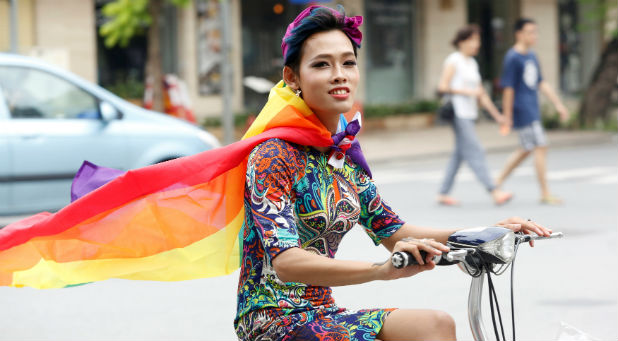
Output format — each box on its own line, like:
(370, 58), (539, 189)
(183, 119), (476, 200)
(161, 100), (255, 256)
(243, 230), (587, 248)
(284, 6), (359, 75)
(451, 24), (480, 48)
(514, 18), (536, 32)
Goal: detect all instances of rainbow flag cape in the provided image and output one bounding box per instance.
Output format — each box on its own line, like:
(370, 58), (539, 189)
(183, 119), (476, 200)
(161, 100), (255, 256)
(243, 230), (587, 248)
(0, 81), (333, 289)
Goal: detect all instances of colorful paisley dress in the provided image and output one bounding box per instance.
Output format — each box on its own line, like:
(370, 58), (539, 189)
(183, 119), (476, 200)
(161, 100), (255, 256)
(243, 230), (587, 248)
(235, 138), (405, 341)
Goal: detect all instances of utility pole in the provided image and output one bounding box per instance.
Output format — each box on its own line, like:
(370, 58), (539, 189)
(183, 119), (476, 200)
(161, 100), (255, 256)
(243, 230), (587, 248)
(220, 0), (234, 145)
(9, 0), (18, 53)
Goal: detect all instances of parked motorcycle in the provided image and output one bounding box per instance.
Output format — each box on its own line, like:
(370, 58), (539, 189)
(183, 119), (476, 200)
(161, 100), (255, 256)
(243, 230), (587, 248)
(391, 226), (563, 341)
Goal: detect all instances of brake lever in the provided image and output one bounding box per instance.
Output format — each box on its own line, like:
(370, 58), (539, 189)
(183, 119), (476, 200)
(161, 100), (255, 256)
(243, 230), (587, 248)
(516, 232), (563, 244)
(443, 249), (471, 262)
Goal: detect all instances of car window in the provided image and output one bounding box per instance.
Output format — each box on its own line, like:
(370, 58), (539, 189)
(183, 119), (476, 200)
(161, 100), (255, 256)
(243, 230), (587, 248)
(0, 66), (99, 119)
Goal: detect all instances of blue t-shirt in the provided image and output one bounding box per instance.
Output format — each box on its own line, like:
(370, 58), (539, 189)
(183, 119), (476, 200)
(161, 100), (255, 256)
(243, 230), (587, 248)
(500, 48), (543, 128)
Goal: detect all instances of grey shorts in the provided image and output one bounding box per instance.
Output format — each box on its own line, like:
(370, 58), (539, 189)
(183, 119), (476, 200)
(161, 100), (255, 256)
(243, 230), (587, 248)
(516, 120), (547, 151)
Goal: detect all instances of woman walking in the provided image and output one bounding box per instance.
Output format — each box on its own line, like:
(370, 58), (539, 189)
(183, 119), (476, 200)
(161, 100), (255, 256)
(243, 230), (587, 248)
(437, 24), (513, 206)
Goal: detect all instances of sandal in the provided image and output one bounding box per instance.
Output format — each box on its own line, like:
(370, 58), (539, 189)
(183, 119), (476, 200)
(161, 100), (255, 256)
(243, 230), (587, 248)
(438, 196), (460, 206)
(540, 195), (563, 205)
(494, 192), (513, 206)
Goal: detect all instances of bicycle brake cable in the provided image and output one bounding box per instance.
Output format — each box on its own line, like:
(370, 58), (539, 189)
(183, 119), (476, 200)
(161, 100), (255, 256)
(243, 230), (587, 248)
(487, 269), (500, 341)
(510, 240), (521, 341)
(487, 269), (507, 341)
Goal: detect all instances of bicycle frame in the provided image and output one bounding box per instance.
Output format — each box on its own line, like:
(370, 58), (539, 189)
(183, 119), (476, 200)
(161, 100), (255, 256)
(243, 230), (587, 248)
(464, 232), (563, 341)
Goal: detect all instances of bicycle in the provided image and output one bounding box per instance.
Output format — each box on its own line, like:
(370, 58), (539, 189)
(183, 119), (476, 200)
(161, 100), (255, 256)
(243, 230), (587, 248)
(391, 226), (563, 341)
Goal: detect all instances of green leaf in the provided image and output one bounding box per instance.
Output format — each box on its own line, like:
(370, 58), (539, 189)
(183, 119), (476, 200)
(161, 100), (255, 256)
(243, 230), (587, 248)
(99, 0), (150, 47)
(168, 0), (191, 7)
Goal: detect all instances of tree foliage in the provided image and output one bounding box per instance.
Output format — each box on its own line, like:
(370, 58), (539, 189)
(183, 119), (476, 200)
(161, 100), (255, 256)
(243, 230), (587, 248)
(99, 0), (190, 48)
(577, 0), (617, 38)
(98, 0), (191, 111)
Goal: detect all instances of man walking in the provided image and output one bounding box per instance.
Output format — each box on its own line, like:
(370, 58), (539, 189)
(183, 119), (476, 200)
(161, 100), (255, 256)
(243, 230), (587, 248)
(497, 18), (569, 204)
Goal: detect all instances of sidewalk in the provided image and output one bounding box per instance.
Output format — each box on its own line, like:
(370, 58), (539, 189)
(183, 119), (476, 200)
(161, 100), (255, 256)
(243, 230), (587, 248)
(1, 124), (614, 227)
(360, 122), (617, 164)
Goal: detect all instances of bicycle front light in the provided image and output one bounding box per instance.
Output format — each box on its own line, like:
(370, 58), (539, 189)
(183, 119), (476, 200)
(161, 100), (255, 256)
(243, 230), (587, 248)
(478, 230), (516, 264)
(448, 227), (517, 265)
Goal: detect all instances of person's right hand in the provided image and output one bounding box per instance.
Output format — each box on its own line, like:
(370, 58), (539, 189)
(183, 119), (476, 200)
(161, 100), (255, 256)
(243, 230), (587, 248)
(376, 238), (448, 281)
(499, 116), (512, 136)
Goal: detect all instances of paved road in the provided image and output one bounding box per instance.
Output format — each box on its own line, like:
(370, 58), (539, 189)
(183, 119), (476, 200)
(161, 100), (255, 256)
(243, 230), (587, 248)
(0, 142), (616, 340)
(340, 141), (617, 341)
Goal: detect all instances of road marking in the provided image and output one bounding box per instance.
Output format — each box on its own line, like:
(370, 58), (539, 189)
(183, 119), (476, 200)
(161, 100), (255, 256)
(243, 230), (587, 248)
(590, 174), (618, 185)
(374, 166), (618, 185)
(545, 167), (615, 181)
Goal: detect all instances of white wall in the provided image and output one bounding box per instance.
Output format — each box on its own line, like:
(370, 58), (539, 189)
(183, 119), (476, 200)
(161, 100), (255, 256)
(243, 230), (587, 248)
(33, 0), (97, 82)
(521, 0), (560, 91)
(418, 0), (467, 98)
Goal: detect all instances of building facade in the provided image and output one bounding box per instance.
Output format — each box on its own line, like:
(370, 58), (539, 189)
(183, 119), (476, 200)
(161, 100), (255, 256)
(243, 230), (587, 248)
(1, 0), (611, 121)
(0, 0), (97, 83)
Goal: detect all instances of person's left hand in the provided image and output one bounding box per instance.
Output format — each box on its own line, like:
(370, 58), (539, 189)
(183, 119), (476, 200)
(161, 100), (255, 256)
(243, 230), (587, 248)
(495, 216), (552, 247)
(499, 123), (511, 136)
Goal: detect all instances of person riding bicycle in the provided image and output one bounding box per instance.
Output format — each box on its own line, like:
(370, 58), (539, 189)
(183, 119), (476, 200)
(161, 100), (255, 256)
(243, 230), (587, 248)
(234, 6), (552, 341)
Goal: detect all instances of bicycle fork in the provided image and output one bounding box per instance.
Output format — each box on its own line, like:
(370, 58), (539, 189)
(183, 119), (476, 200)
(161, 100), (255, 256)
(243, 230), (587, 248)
(468, 272), (488, 341)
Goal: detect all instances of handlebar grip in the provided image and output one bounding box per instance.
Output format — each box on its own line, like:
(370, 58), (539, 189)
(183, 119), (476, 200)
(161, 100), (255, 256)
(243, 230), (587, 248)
(392, 251), (440, 268)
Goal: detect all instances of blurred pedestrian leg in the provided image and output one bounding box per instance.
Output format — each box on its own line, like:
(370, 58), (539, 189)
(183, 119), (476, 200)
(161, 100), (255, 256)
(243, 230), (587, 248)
(439, 118), (511, 205)
(495, 148), (530, 188)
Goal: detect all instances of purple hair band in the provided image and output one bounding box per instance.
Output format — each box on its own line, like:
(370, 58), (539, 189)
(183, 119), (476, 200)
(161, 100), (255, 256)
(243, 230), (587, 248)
(281, 5), (363, 62)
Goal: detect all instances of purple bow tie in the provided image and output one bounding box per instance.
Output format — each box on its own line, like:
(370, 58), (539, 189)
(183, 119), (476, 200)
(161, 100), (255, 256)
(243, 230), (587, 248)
(328, 118), (372, 178)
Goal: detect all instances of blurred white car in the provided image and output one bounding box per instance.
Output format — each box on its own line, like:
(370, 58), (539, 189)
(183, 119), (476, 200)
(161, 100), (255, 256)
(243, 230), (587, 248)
(0, 53), (220, 215)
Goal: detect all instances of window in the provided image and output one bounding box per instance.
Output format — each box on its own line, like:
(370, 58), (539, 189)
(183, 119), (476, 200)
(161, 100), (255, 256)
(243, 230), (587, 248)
(196, 0), (223, 95)
(240, 0), (306, 110)
(558, 0), (587, 95)
(364, 0), (416, 104)
(0, 66), (99, 119)
(468, 0), (519, 98)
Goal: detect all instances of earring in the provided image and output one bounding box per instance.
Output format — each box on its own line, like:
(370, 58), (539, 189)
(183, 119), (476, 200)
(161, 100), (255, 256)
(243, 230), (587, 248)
(295, 89), (302, 97)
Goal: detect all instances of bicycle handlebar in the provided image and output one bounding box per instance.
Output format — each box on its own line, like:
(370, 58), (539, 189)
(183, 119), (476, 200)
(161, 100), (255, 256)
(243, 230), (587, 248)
(391, 249), (471, 268)
(516, 232), (563, 243)
(392, 232), (563, 269)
